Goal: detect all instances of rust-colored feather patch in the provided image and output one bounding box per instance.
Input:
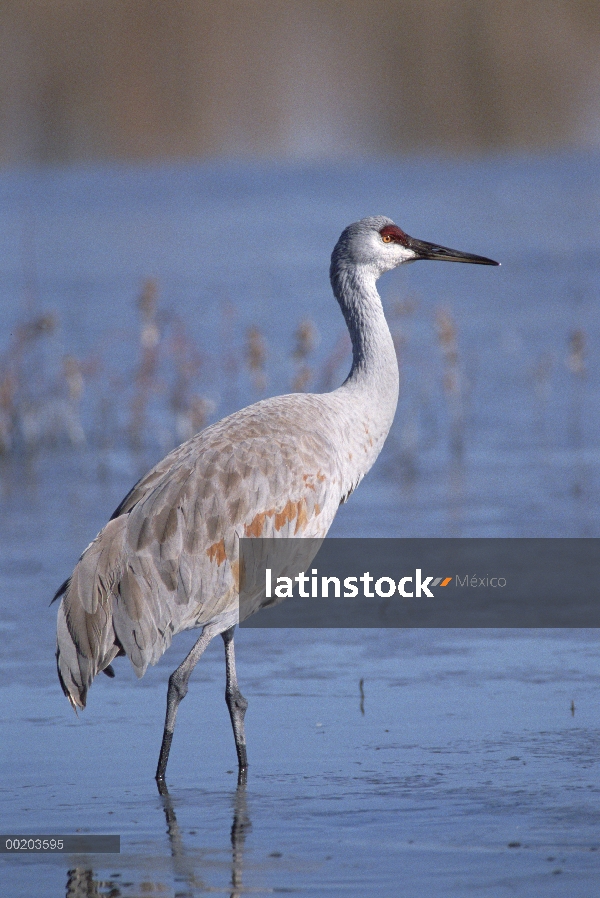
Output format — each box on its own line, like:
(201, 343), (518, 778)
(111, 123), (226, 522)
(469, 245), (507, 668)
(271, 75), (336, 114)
(274, 499), (297, 531)
(231, 559), (241, 591)
(244, 510), (272, 537)
(206, 539), (227, 566)
(294, 498), (309, 533)
(245, 495), (317, 537)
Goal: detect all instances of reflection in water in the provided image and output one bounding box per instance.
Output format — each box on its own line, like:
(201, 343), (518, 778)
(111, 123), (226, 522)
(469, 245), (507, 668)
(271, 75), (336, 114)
(228, 780), (252, 897)
(447, 457), (465, 537)
(158, 777), (251, 898)
(64, 780), (251, 898)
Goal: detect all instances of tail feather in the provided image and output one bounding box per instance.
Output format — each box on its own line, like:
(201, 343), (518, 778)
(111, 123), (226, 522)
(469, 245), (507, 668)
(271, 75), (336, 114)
(55, 517), (127, 709)
(51, 577), (70, 605)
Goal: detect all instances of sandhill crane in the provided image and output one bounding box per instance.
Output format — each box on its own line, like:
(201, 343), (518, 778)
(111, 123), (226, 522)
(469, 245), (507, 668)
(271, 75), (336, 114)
(54, 216), (498, 785)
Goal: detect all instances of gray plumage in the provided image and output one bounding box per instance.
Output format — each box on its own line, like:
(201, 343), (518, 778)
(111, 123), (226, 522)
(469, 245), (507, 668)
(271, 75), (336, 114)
(54, 216), (498, 783)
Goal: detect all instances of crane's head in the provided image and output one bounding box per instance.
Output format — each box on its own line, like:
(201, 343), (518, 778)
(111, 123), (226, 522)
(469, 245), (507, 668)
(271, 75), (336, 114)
(333, 216), (499, 277)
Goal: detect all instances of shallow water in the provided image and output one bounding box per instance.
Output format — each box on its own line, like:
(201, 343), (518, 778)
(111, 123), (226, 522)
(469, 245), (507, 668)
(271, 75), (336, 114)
(1, 155), (600, 895)
(3, 628), (600, 896)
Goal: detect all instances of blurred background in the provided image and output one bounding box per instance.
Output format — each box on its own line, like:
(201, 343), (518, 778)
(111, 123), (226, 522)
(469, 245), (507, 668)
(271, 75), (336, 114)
(0, 0), (598, 537)
(0, 0), (599, 163)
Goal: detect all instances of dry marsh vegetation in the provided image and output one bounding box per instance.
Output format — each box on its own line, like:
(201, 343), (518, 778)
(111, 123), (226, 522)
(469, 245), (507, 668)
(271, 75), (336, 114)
(1, 274), (589, 512)
(0, 279), (342, 460)
(0, 278), (468, 465)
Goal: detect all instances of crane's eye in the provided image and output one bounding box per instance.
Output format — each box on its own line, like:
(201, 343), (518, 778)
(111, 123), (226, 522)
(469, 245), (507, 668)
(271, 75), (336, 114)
(382, 234), (392, 243)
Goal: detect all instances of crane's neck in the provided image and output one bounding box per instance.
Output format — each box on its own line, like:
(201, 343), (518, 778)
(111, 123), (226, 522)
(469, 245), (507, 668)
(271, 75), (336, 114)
(331, 263), (399, 401)
(329, 262), (399, 489)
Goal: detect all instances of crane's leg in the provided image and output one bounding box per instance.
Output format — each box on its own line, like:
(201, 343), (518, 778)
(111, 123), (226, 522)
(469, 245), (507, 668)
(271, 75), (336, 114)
(222, 627), (248, 781)
(155, 624), (217, 785)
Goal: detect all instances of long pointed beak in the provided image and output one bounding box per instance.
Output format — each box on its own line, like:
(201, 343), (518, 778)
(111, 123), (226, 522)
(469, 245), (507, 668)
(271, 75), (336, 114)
(407, 236), (499, 266)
